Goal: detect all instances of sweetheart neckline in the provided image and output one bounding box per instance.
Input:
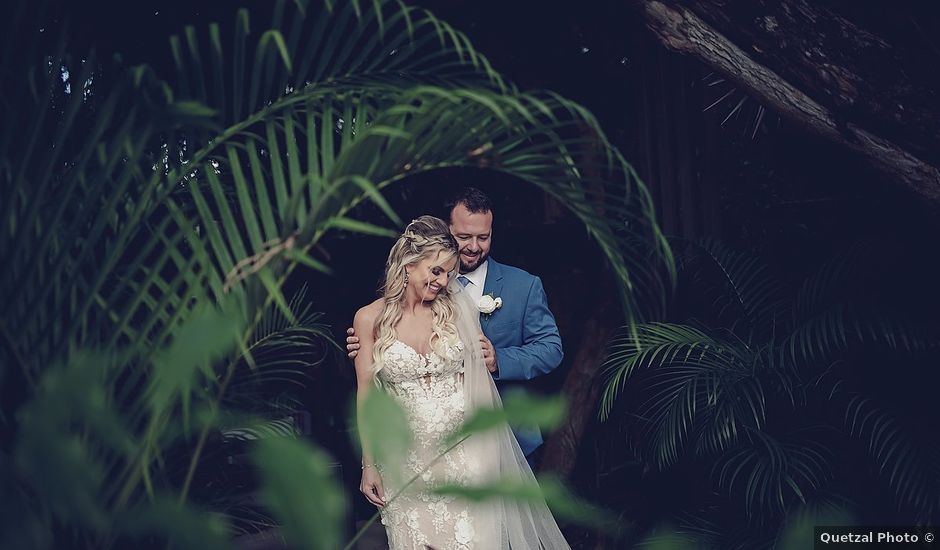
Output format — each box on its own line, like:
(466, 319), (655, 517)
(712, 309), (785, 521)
(392, 338), (434, 358)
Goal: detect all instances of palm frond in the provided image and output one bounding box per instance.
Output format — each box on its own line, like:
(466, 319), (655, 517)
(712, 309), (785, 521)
(842, 394), (939, 521)
(781, 303), (926, 369)
(670, 502), (775, 550)
(1, 57), (199, 373)
(715, 430), (831, 520)
(791, 244), (865, 322)
(599, 323), (766, 468)
(691, 374), (768, 458)
(225, 307), (333, 412)
(221, 416), (303, 442)
(600, 323), (750, 421)
(222, 505), (279, 538)
(2, 1), (671, 545)
(688, 239), (787, 342)
(3, 0), (669, 383)
(249, 284), (332, 346)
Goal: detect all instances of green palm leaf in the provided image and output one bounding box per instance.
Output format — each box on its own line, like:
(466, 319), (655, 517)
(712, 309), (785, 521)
(600, 323), (750, 420)
(3, 0), (669, 383)
(715, 430), (831, 519)
(599, 323), (765, 467)
(601, 237), (938, 542)
(689, 239), (787, 341)
(781, 303), (925, 369)
(842, 394), (939, 520)
(791, 244), (863, 322)
(2, 0), (671, 546)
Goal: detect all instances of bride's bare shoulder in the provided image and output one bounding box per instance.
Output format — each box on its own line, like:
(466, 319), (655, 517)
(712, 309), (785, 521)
(354, 298), (384, 325)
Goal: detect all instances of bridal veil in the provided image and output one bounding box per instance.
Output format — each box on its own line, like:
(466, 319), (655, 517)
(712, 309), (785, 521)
(448, 279), (570, 549)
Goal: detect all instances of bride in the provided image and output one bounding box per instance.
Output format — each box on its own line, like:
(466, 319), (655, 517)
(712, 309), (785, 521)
(352, 215), (570, 549)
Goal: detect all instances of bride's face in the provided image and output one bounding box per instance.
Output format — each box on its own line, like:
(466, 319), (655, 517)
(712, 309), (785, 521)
(406, 249), (458, 301)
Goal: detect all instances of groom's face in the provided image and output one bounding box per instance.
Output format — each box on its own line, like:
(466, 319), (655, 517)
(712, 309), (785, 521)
(449, 203), (492, 274)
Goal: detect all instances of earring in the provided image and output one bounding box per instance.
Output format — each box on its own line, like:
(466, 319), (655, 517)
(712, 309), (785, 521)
(404, 272), (409, 285)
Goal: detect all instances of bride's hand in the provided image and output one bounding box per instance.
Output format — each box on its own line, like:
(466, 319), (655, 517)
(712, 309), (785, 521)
(360, 465), (386, 507)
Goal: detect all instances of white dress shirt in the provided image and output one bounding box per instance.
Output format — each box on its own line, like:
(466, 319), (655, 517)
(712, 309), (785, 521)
(458, 258), (488, 305)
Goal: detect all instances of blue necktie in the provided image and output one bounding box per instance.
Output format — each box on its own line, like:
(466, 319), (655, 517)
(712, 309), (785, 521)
(458, 275), (470, 287)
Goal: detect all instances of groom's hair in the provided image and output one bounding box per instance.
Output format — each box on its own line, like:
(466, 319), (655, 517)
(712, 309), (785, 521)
(444, 187), (493, 221)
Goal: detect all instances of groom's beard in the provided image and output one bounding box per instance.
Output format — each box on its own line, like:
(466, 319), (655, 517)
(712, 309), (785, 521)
(459, 248), (488, 273)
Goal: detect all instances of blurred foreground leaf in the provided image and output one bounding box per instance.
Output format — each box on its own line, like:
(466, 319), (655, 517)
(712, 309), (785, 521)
(537, 476), (617, 528)
(636, 525), (710, 550)
(147, 298), (245, 426)
(433, 474), (615, 529)
(253, 437), (346, 550)
(357, 389), (412, 485)
(120, 496), (230, 550)
(446, 394), (567, 445)
(776, 503), (855, 550)
(14, 351), (135, 529)
(0, 455), (50, 549)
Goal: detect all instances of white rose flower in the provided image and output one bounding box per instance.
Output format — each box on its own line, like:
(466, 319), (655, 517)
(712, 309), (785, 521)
(478, 294), (502, 314)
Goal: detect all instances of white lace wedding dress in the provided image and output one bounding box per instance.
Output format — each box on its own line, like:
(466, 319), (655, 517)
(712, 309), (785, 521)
(371, 282), (570, 549)
(376, 337), (480, 549)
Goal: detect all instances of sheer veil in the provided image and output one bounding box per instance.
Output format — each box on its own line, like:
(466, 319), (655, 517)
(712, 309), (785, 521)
(448, 279), (570, 549)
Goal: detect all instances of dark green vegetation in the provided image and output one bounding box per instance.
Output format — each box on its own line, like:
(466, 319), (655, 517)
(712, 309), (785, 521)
(599, 240), (940, 548)
(4, 0), (940, 549)
(0, 0), (669, 548)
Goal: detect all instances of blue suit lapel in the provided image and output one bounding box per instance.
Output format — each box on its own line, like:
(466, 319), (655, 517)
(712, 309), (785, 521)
(481, 259), (504, 329)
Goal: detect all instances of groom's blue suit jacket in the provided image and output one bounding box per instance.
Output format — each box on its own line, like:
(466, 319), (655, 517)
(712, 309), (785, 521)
(480, 259), (563, 456)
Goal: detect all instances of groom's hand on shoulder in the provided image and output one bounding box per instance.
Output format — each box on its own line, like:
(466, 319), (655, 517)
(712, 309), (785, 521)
(346, 327), (360, 360)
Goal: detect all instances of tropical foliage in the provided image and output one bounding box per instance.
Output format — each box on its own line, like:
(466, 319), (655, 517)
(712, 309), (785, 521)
(0, 0), (671, 547)
(600, 240), (939, 548)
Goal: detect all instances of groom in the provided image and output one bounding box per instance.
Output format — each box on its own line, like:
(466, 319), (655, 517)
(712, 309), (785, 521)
(347, 187), (564, 459)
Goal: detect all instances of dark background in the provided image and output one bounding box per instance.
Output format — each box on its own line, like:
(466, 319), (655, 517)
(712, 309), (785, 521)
(39, 0), (940, 543)
(50, 0), (940, 293)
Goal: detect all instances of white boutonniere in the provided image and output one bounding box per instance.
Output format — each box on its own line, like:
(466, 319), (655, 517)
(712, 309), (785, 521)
(478, 294), (503, 316)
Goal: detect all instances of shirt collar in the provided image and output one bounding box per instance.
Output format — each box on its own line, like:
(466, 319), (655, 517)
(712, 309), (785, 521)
(461, 259), (488, 288)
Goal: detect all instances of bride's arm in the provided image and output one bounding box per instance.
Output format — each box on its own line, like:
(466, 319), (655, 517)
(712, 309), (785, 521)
(353, 302), (386, 507)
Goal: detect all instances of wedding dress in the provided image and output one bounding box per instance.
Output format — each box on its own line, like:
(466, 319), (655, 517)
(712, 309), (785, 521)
(373, 281), (570, 549)
(376, 337), (479, 549)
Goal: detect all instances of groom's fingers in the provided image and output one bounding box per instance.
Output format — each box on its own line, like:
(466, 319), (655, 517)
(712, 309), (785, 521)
(346, 329), (360, 359)
(346, 333), (360, 360)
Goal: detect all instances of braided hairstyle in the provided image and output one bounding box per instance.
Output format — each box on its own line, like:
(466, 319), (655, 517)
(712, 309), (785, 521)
(372, 215), (460, 381)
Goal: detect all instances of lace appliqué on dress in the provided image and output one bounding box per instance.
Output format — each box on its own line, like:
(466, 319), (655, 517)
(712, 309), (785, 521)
(377, 337), (481, 550)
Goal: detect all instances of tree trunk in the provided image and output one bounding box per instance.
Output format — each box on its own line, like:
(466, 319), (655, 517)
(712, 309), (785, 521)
(635, 0), (940, 206)
(540, 299), (619, 478)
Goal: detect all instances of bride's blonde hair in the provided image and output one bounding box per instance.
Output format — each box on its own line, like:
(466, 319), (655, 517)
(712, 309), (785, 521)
(372, 216), (460, 380)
